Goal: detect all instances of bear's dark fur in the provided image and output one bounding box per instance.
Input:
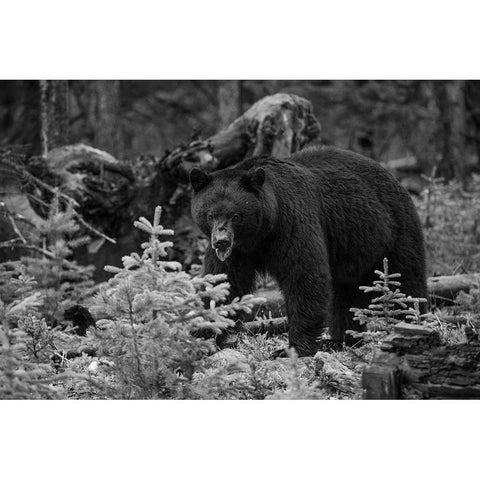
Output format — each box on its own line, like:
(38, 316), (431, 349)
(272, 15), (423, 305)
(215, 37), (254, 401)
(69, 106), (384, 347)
(190, 146), (427, 356)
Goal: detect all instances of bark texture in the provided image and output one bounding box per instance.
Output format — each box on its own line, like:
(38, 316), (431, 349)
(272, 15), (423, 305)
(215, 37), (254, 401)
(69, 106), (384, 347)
(40, 80), (69, 154)
(363, 322), (480, 399)
(434, 80), (467, 185)
(86, 81), (123, 157)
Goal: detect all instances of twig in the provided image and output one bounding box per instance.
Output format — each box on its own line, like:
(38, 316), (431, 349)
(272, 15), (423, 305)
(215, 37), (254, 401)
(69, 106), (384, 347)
(75, 214), (116, 244)
(0, 202), (38, 229)
(0, 239), (21, 249)
(0, 240), (55, 259)
(6, 212), (27, 244)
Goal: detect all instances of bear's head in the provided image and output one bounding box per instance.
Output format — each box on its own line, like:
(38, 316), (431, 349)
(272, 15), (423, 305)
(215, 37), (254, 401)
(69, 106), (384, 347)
(190, 167), (267, 262)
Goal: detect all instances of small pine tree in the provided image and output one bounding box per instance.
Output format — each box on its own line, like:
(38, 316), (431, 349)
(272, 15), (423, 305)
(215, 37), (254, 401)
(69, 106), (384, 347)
(0, 194), (103, 399)
(348, 258), (428, 340)
(0, 271), (63, 398)
(89, 206), (265, 399)
(0, 328), (64, 399)
(1, 193), (96, 327)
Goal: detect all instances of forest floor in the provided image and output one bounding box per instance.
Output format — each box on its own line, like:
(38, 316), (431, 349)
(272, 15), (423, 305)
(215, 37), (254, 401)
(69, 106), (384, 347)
(59, 331), (372, 400)
(55, 298), (473, 400)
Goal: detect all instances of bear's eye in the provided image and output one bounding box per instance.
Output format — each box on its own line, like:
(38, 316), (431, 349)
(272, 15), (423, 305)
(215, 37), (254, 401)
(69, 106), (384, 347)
(232, 214), (240, 222)
(207, 213), (214, 222)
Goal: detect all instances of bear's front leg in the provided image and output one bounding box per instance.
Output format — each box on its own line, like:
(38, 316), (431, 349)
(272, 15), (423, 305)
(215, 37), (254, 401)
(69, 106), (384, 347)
(272, 237), (333, 357)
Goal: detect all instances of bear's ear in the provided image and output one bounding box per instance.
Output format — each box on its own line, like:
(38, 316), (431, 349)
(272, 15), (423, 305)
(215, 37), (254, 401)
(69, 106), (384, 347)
(242, 167), (265, 193)
(190, 168), (211, 193)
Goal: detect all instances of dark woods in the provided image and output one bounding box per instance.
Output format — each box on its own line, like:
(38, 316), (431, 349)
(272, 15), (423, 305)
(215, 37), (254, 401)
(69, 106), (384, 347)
(2, 80), (477, 179)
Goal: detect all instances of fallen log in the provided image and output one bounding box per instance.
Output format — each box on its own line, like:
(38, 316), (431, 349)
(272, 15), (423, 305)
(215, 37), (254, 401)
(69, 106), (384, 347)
(233, 273), (480, 336)
(382, 155), (421, 174)
(362, 322), (480, 399)
(384, 152), (480, 175)
(250, 274), (480, 328)
(438, 315), (480, 326)
(161, 92), (321, 178)
(243, 316), (288, 335)
(428, 273), (480, 304)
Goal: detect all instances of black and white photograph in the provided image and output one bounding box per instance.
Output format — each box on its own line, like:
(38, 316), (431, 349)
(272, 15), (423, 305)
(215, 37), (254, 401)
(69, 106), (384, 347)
(1, 2), (478, 479)
(3, 79), (480, 401)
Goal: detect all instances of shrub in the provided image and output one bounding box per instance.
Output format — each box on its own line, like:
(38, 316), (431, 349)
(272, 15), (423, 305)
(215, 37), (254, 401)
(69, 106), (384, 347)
(0, 195), (109, 399)
(89, 206), (265, 399)
(1, 194), (95, 328)
(348, 258), (428, 341)
(0, 272), (61, 398)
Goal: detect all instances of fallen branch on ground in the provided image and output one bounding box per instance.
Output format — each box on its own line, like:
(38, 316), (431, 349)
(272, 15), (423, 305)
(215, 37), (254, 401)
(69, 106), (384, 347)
(428, 273), (480, 304)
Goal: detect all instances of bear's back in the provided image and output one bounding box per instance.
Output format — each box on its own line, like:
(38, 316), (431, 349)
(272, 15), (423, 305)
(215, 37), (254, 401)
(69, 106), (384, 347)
(225, 146), (409, 219)
(290, 146), (391, 180)
(289, 146), (408, 204)
(235, 146), (399, 192)
(286, 146), (420, 283)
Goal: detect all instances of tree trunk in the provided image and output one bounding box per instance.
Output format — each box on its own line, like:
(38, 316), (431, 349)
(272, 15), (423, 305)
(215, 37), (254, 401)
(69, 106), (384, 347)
(465, 80), (480, 170)
(87, 81), (123, 158)
(434, 80), (467, 185)
(39, 80), (69, 155)
(218, 81), (242, 129)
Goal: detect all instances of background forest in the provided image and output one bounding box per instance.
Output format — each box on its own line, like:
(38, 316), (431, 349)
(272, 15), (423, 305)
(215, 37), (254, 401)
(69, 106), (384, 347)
(2, 80), (480, 400)
(2, 80), (479, 183)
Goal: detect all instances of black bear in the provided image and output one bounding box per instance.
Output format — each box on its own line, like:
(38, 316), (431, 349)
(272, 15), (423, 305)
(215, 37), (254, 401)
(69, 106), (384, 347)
(190, 146), (427, 356)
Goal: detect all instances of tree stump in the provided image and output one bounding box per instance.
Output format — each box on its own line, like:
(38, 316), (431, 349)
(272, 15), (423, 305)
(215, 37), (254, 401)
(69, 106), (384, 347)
(362, 322), (480, 399)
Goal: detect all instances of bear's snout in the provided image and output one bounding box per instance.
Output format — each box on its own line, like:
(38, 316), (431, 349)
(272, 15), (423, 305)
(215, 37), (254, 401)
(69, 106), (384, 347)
(213, 238), (231, 250)
(211, 226), (233, 262)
